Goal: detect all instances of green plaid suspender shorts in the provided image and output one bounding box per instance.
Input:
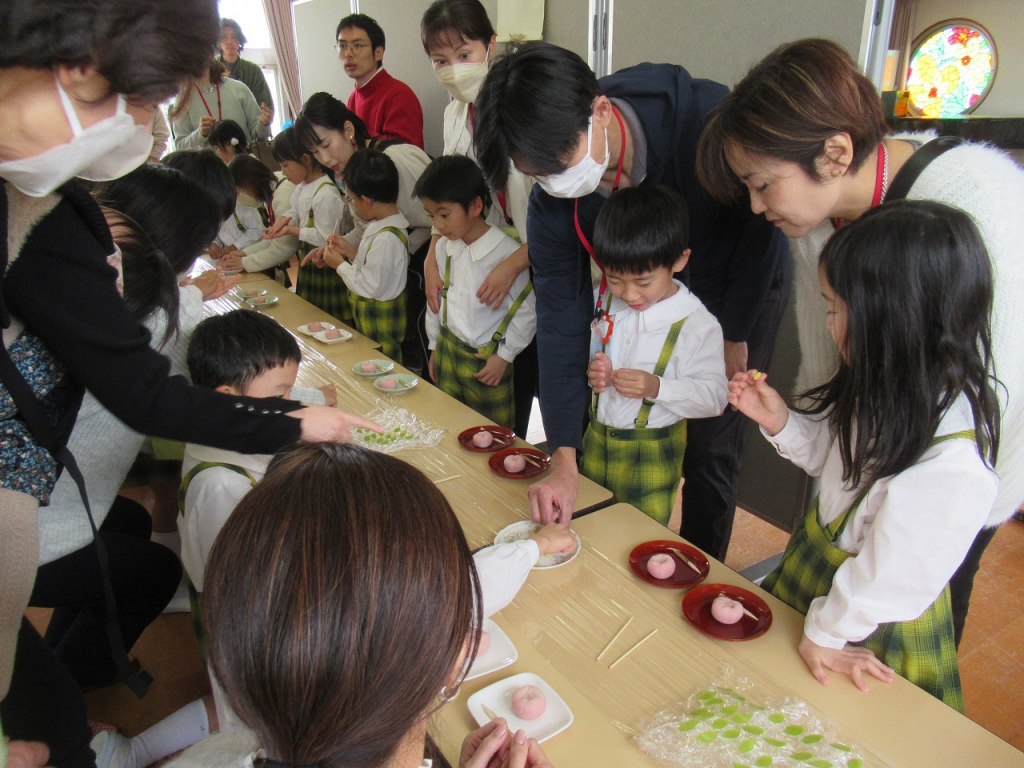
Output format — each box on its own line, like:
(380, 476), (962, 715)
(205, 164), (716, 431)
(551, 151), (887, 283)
(579, 318), (688, 527)
(349, 226), (410, 364)
(295, 181), (354, 326)
(432, 251), (534, 429)
(760, 430), (976, 711)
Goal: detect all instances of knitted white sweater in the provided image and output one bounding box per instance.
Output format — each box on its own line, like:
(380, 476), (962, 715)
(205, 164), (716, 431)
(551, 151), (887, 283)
(789, 135), (1024, 526)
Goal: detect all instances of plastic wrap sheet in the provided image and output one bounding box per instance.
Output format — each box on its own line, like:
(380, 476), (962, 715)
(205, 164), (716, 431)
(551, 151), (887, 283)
(636, 669), (869, 768)
(349, 404), (446, 453)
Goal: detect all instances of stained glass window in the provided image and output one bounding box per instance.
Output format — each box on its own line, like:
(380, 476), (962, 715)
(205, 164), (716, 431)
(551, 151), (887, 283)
(906, 21), (996, 118)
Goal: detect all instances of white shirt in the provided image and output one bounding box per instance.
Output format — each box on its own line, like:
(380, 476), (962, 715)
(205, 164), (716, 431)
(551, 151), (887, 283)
(442, 99), (534, 241)
(336, 213), (410, 301)
(285, 177), (344, 249)
(341, 143), (432, 253)
(764, 394), (998, 649)
(425, 226), (536, 363)
(595, 280), (727, 429)
(215, 203), (263, 250)
(240, 178), (298, 272)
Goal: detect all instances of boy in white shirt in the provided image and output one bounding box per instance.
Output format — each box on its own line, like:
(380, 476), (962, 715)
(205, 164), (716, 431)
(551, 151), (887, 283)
(416, 155), (536, 429)
(319, 149), (409, 362)
(583, 186), (727, 526)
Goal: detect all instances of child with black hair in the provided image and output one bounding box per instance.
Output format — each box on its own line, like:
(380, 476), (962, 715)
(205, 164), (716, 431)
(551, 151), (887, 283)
(313, 149), (408, 361)
(262, 127), (350, 323)
(582, 186), (727, 526)
(208, 119), (250, 164)
(416, 155), (535, 429)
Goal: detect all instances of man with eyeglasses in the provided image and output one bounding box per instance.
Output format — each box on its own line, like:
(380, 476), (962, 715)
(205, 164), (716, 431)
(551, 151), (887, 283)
(336, 13), (424, 149)
(220, 18), (274, 123)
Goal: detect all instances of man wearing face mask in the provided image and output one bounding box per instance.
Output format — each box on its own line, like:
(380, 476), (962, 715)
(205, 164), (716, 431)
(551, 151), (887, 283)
(473, 43), (791, 562)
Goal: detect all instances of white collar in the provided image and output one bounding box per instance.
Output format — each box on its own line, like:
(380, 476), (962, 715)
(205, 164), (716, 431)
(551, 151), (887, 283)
(184, 443), (273, 476)
(364, 211), (410, 238)
(444, 225), (506, 263)
(608, 279), (701, 332)
(356, 66), (385, 89)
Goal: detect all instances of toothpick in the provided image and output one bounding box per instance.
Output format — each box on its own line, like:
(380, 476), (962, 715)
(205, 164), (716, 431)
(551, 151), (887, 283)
(669, 547), (703, 574)
(434, 474), (461, 484)
(596, 616), (634, 661)
(718, 592), (758, 620)
(609, 628), (658, 669)
(482, 703), (500, 720)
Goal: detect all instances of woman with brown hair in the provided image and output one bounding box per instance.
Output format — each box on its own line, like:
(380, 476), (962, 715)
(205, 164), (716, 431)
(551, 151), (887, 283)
(695, 37), (1024, 648)
(166, 442), (555, 768)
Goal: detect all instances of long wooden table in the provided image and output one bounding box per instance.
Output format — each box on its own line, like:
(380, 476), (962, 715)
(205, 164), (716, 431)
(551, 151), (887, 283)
(434, 504), (1024, 767)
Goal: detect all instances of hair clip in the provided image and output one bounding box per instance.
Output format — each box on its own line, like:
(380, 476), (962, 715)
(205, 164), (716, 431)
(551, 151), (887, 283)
(231, 137), (240, 146)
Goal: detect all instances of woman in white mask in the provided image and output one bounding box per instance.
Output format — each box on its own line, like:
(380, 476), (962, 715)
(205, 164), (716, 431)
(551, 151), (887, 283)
(0, 2), (381, 765)
(419, 0), (539, 439)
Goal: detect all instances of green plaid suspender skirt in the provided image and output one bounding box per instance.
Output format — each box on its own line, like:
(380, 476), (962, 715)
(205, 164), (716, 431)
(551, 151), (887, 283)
(433, 252), (534, 429)
(579, 317), (688, 527)
(349, 226), (410, 363)
(295, 181), (353, 326)
(761, 430), (977, 711)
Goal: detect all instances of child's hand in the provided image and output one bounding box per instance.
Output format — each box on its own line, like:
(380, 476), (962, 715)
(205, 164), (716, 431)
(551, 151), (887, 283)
(300, 246), (325, 268)
(473, 353), (509, 387)
(262, 216), (293, 239)
(727, 370), (789, 435)
(612, 368), (659, 400)
(318, 385), (338, 408)
(528, 522), (576, 556)
(219, 253), (243, 272)
(182, 271), (241, 300)
(588, 352), (613, 393)
(428, 350), (436, 382)
(208, 243), (224, 261)
(327, 233), (357, 263)
(321, 240), (346, 270)
(477, 259), (517, 309)
(798, 634), (894, 692)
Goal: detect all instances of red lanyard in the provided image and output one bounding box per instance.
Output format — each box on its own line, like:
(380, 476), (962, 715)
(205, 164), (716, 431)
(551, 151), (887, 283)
(195, 83), (222, 120)
(832, 142), (887, 230)
(573, 106), (627, 315)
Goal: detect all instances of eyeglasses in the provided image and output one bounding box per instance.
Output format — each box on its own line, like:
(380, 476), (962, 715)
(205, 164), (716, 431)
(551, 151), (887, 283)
(335, 41), (370, 54)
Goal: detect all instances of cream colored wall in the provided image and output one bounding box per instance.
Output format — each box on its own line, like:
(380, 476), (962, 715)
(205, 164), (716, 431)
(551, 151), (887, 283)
(910, 0), (1024, 116)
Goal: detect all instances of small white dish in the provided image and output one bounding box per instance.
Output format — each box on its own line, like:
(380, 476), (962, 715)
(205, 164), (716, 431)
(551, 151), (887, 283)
(352, 359), (396, 377)
(467, 672), (573, 743)
(245, 295), (278, 309)
(373, 374), (418, 393)
(220, 267), (243, 276)
(493, 521), (581, 569)
(312, 327), (353, 344)
(465, 619), (517, 681)
(298, 322), (337, 337)
(236, 288), (267, 299)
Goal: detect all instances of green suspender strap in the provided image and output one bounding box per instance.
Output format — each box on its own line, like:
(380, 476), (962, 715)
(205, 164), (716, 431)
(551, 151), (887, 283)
(177, 461), (258, 515)
(304, 180), (335, 228)
(367, 225), (410, 253)
(232, 210), (245, 232)
(632, 317), (687, 429)
(441, 251), (533, 358)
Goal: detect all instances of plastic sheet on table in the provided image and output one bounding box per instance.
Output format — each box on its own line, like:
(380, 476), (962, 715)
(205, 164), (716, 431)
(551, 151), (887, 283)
(349, 404), (446, 453)
(636, 666), (870, 768)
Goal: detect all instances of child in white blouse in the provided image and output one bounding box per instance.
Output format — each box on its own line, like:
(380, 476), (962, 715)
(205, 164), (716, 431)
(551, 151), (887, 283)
(728, 201), (1000, 710)
(583, 186), (727, 526)
(416, 155), (536, 430)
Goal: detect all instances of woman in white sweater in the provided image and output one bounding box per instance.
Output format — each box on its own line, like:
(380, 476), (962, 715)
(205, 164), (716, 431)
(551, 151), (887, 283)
(696, 38), (1024, 647)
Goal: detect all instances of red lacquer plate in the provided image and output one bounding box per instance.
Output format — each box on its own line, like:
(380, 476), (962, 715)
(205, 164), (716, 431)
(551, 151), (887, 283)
(682, 583), (773, 641)
(488, 448), (551, 479)
(628, 540), (709, 589)
(458, 425), (517, 453)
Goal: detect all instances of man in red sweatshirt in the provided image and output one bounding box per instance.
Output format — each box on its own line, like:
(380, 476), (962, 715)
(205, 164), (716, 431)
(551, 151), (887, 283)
(336, 13), (424, 149)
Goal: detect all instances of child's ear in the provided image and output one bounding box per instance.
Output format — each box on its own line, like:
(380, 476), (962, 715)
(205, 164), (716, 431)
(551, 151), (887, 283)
(673, 249), (691, 273)
(215, 384), (241, 396)
(469, 196), (485, 219)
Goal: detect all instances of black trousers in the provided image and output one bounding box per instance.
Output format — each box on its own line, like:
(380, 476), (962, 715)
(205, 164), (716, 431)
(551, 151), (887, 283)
(29, 495), (181, 687)
(682, 253), (792, 561)
(512, 338), (539, 440)
(949, 524), (999, 648)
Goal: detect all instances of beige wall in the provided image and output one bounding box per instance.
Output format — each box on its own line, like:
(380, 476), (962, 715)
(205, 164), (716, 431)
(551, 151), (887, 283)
(910, 0), (1024, 116)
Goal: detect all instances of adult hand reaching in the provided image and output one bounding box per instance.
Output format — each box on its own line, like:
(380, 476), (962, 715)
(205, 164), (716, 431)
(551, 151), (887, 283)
(798, 634), (894, 692)
(528, 447), (578, 526)
(288, 406), (383, 443)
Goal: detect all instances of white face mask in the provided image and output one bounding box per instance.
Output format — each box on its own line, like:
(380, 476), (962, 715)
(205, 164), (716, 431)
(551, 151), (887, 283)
(0, 75), (154, 198)
(237, 192), (262, 208)
(534, 116), (609, 199)
(434, 44), (491, 103)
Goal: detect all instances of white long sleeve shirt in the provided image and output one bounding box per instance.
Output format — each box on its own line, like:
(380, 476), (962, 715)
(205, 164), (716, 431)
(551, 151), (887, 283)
(283, 177), (344, 249)
(335, 213), (409, 301)
(215, 203), (264, 250)
(764, 394), (998, 650)
(340, 144), (432, 254)
(240, 178), (298, 272)
(425, 226), (536, 364)
(596, 280), (727, 429)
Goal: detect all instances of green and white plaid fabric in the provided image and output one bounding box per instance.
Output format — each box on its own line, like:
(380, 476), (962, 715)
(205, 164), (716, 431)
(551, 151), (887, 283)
(435, 325), (515, 428)
(761, 429), (976, 712)
(579, 317), (688, 526)
(351, 290), (406, 363)
(295, 181), (353, 325)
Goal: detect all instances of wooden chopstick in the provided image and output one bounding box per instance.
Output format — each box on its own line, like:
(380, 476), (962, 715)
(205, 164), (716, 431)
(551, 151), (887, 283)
(609, 628), (658, 669)
(596, 616), (633, 661)
(434, 474), (461, 484)
(669, 547), (704, 574)
(481, 703), (500, 720)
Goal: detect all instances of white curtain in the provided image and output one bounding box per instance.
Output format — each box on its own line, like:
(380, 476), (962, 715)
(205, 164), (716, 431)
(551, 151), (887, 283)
(888, 0), (919, 89)
(263, 0), (303, 119)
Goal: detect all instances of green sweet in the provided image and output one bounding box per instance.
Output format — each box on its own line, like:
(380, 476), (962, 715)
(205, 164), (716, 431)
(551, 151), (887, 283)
(754, 757), (774, 768)
(742, 726), (764, 735)
(830, 743), (852, 752)
(713, 718), (730, 729)
(809, 760), (834, 768)
(847, 760), (864, 768)
(707, 697), (725, 706)
(802, 735), (824, 744)
(768, 713), (785, 724)
(722, 705), (739, 715)
(722, 729), (742, 739)
(677, 719), (699, 732)
(790, 752), (814, 760)
(697, 691), (716, 701)
(763, 737), (786, 748)
(696, 731), (718, 744)
(732, 714), (752, 724)
(690, 708), (715, 720)
(784, 725), (805, 736)
(738, 739), (758, 753)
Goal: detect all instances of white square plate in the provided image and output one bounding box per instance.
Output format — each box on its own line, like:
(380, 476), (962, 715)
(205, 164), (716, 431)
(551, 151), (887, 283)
(465, 619), (517, 681)
(467, 672), (573, 743)
(312, 327), (353, 344)
(297, 322), (336, 336)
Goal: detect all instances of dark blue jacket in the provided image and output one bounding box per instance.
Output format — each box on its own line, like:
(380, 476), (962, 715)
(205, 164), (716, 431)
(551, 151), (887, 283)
(527, 62), (788, 452)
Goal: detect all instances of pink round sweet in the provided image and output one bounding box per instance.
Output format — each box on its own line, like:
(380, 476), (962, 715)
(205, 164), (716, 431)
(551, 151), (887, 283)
(711, 595), (744, 625)
(510, 685), (546, 720)
(646, 553), (676, 580)
(503, 454), (526, 473)
(472, 430), (494, 448)
(475, 630), (491, 657)
(325, 328), (342, 339)
(251, 296), (266, 304)
(360, 361), (378, 373)
(379, 378), (397, 390)
(243, 289), (258, 298)
(308, 321), (323, 331)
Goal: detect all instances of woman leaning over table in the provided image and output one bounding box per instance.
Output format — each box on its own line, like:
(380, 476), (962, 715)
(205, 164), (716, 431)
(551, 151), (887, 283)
(695, 37), (1024, 648)
(0, 0), (379, 763)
